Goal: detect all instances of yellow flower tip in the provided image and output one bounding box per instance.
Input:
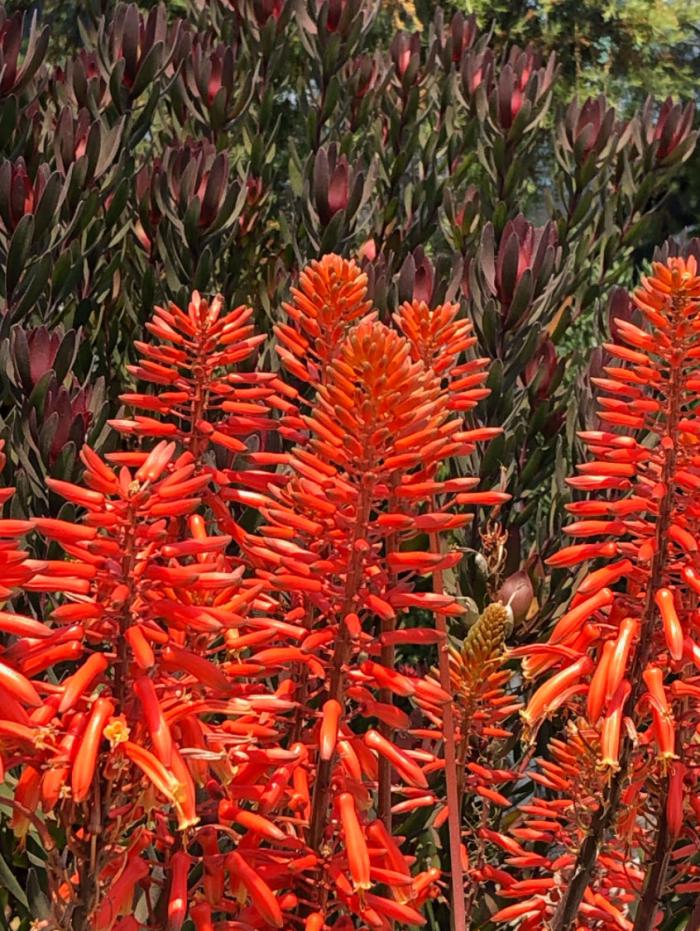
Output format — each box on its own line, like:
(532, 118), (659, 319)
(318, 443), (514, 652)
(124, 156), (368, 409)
(104, 718), (130, 748)
(176, 810), (201, 831)
(519, 712), (536, 745)
(597, 757), (620, 774)
(35, 727), (54, 752)
(658, 750), (679, 774)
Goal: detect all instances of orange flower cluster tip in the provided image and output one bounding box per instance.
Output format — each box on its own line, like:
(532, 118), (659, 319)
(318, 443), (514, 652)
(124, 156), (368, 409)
(0, 254), (507, 929)
(113, 290), (291, 509)
(499, 256), (700, 926)
(275, 254), (373, 387)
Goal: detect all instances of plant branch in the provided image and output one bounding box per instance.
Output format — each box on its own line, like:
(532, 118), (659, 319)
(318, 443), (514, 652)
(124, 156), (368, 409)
(429, 520), (467, 931)
(308, 479), (372, 850)
(378, 494), (399, 830)
(632, 798), (672, 931)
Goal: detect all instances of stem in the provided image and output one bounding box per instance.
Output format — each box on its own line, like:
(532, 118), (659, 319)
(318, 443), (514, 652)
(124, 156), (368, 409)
(378, 496), (399, 830)
(549, 302), (685, 931)
(189, 320), (211, 468)
(308, 630), (348, 850)
(71, 868), (91, 931)
(632, 797), (671, 931)
(547, 766), (627, 931)
(429, 517), (467, 931)
(289, 606), (316, 745)
(464, 799), (491, 921)
(308, 481), (372, 850)
(373, 88), (409, 259)
(70, 509), (137, 930)
(687, 896), (700, 931)
(113, 507), (138, 709)
(633, 695), (690, 930)
(377, 626), (395, 830)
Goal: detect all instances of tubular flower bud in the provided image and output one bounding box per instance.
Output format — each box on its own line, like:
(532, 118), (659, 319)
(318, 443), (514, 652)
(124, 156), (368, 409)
(604, 617), (638, 701)
(93, 855), (149, 931)
(338, 792), (371, 890)
(521, 657), (593, 729)
(319, 698), (342, 761)
(59, 653), (109, 713)
(71, 697), (115, 803)
(599, 681), (630, 771)
(648, 698), (677, 761)
(226, 852), (283, 928)
(462, 602), (509, 669)
(549, 588), (614, 644)
(167, 851), (190, 931)
(364, 729), (428, 788)
(0, 659), (42, 707)
(134, 676), (174, 765)
(655, 588), (683, 660)
(666, 762), (686, 840)
(190, 903), (214, 931)
(587, 641), (615, 723)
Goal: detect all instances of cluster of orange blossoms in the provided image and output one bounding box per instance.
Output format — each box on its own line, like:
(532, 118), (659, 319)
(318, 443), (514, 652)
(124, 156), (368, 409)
(494, 257), (700, 930)
(2, 253), (700, 930)
(0, 255), (509, 930)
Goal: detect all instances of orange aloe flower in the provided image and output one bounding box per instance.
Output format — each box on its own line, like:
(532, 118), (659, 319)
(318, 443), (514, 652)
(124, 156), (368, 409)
(504, 256), (700, 928)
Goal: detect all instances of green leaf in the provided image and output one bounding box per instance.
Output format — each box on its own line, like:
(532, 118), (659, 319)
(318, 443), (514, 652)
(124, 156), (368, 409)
(14, 15), (49, 94)
(288, 148), (304, 198)
(319, 211), (346, 253)
(0, 851), (28, 909)
(55, 440), (77, 481)
(130, 40), (164, 100)
(52, 329), (78, 385)
(479, 300), (499, 356)
(5, 214), (34, 297)
(34, 172), (63, 241)
(26, 868), (50, 919)
(13, 254), (51, 319)
(76, 190), (100, 235)
(183, 196), (202, 248)
(96, 118), (126, 180)
(193, 246), (213, 291)
(28, 369), (54, 413)
(480, 428), (506, 480)
(108, 59), (127, 113)
(50, 247), (84, 309)
(10, 324), (30, 392)
(0, 98), (18, 149)
(104, 178), (130, 230)
(140, 266), (155, 321)
(38, 410), (59, 463)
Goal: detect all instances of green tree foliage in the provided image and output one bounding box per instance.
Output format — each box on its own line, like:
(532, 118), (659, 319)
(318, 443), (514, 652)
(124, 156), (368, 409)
(445, 0), (700, 108)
